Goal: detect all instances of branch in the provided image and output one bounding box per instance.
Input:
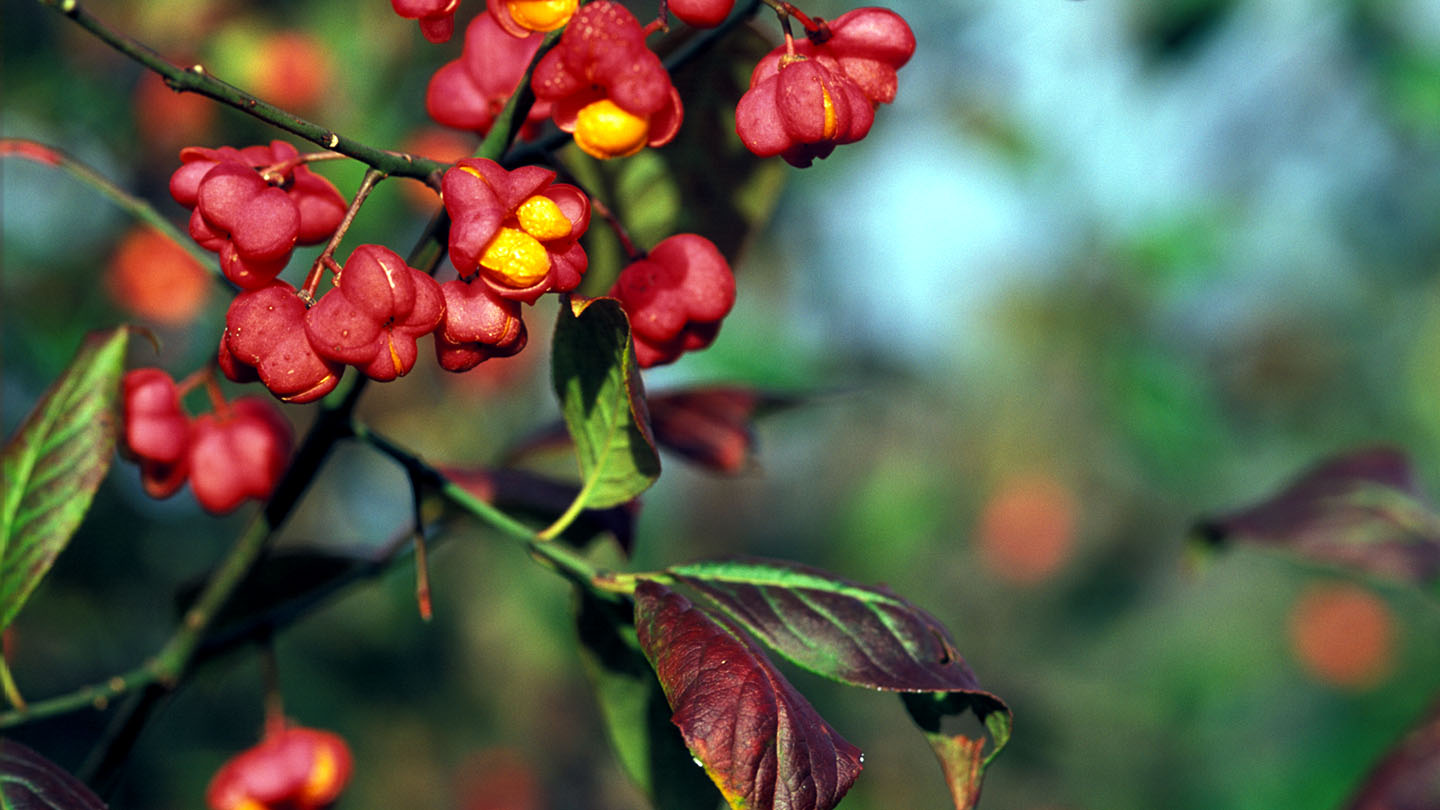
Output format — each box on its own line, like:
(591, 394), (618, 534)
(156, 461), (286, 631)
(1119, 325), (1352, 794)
(0, 138), (215, 270)
(36, 0), (448, 181)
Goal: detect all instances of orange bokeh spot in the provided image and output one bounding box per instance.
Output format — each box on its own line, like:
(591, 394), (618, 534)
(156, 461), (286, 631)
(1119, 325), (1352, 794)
(247, 32), (332, 111)
(1287, 582), (1396, 690)
(399, 128), (476, 210)
(976, 473), (1077, 585)
(134, 72), (215, 151)
(105, 226), (210, 325)
(456, 748), (541, 810)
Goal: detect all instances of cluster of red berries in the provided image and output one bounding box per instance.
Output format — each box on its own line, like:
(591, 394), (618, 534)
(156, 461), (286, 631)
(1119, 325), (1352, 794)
(408, 1), (913, 167)
(206, 725), (353, 810)
(121, 368), (293, 514)
(610, 234), (736, 368)
(169, 141), (347, 289)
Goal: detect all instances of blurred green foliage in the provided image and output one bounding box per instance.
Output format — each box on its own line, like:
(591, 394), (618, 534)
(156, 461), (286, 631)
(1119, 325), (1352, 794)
(5, 0), (1440, 809)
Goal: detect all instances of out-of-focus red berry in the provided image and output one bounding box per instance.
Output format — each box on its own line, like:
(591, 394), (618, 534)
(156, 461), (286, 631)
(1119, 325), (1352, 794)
(188, 397), (292, 514)
(667, 0), (734, 28)
(134, 72), (215, 152)
(426, 12), (551, 140)
(206, 726), (353, 810)
(443, 158), (590, 304)
(304, 245), (446, 381)
(398, 128), (475, 209)
(1288, 582), (1397, 690)
(736, 7), (915, 167)
(392, 0), (462, 42)
(609, 233), (735, 367)
(976, 473), (1078, 585)
(487, 0), (577, 37)
(222, 282), (344, 403)
(105, 226), (210, 326)
(434, 278), (528, 372)
(530, 1), (683, 159)
(120, 368), (192, 498)
(246, 32), (333, 111)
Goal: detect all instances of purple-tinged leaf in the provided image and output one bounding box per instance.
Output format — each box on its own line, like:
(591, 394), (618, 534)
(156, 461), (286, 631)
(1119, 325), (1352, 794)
(1345, 697), (1440, 810)
(551, 297), (661, 509)
(1195, 447), (1440, 587)
(442, 465), (637, 554)
(1, 326), (129, 633)
(575, 592), (723, 809)
(664, 557), (1011, 810)
(634, 580), (863, 810)
(0, 739), (107, 810)
(646, 387), (803, 475)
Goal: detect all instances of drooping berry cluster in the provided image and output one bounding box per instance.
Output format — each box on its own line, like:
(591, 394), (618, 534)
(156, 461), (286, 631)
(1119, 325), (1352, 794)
(169, 141), (347, 288)
(206, 725), (353, 810)
(736, 7), (916, 167)
(121, 368), (293, 514)
(609, 234), (736, 368)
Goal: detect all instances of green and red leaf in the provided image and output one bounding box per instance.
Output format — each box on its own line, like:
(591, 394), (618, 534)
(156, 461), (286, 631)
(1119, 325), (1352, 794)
(1, 326), (129, 633)
(1194, 447), (1440, 589)
(551, 297), (660, 510)
(634, 580), (863, 810)
(0, 739), (107, 810)
(663, 557), (1011, 810)
(575, 591), (722, 810)
(1344, 697), (1440, 810)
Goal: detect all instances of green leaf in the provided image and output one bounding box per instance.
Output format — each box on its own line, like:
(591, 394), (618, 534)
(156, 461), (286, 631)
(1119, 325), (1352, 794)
(575, 591), (722, 810)
(0, 738), (107, 810)
(0, 326), (129, 633)
(663, 557), (1011, 810)
(551, 297), (660, 510)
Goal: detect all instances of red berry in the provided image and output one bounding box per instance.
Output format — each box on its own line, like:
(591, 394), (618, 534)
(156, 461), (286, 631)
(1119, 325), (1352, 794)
(392, 0), (461, 43)
(188, 397), (292, 514)
(736, 7), (915, 167)
(609, 233), (735, 367)
(222, 282), (344, 403)
(304, 245), (446, 381)
(442, 158), (590, 304)
(206, 726), (353, 810)
(530, 1), (684, 159)
(668, 0), (734, 28)
(426, 12), (552, 139)
(120, 368), (192, 499)
(434, 278), (528, 372)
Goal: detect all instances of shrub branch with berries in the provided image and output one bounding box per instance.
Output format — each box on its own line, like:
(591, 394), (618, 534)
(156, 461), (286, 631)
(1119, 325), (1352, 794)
(1, 3), (1007, 810)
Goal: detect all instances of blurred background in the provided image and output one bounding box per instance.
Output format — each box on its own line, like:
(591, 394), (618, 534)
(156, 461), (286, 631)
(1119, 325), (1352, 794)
(5, 0), (1440, 808)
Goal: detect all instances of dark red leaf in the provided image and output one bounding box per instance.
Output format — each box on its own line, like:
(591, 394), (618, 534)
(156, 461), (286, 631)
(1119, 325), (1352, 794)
(1195, 447), (1440, 586)
(1345, 697), (1440, 810)
(646, 387), (803, 475)
(0, 739), (106, 810)
(634, 580), (862, 810)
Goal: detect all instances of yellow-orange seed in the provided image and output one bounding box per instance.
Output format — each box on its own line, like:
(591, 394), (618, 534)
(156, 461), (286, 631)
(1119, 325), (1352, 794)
(480, 227), (551, 287)
(820, 84), (837, 140)
(300, 745), (340, 805)
(573, 99), (650, 160)
(516, 195), (572, 241)
(505, 0), (577, 31)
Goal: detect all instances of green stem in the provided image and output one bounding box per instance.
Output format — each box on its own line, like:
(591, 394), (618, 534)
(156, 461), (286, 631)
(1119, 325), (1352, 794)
(35, 0), (448, 181)
(352, 421), (604, 589)
(0, 138), (215, 270)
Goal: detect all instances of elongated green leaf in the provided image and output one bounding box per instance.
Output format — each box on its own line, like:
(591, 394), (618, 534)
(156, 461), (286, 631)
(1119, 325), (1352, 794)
(575, 591), (722, 810)
(1, 326), (129, 632)
(635, 581), (863, 810)
(664, 557), (1011, 810)
(551, 297), (660, 509)
(0, 739), (106, 810)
